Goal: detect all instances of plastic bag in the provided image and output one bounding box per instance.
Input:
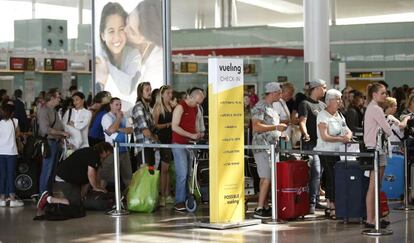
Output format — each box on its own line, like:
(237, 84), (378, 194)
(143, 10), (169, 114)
(127, 166), (159, 213)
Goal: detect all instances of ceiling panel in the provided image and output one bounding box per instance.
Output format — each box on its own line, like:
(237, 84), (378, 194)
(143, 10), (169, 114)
(3, 0), (414, 29)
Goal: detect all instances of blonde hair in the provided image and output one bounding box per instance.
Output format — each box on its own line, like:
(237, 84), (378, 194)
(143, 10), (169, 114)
(281, 82), (295, 92)
(406, 94), (414, 109)
(383, 97), (397, 110)
(153, 85), (172, 118)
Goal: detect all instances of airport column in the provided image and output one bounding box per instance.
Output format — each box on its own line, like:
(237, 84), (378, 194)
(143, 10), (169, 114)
(303, 0), (330, 83)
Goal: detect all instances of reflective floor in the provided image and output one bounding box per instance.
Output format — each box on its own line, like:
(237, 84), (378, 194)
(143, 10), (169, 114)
(0, 202), (413, 243)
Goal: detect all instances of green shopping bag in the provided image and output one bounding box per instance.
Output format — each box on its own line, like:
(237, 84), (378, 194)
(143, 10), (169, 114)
(127, 166), (160, 213)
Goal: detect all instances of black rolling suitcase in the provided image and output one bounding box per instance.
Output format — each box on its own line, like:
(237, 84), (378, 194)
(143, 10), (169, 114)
(335, 160), (369, 223)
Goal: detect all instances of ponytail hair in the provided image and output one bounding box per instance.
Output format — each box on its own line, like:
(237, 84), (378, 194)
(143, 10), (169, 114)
(366, 82), (385, 103)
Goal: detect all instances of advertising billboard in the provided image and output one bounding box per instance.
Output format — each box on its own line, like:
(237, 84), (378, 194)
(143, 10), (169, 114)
(93, 0), (164, 111)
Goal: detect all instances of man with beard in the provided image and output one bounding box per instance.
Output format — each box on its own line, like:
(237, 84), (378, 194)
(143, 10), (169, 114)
(131, 82), (157, 171)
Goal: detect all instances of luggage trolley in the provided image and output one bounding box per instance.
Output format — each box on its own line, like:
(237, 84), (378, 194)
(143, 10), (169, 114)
(185, 140), (209, 212)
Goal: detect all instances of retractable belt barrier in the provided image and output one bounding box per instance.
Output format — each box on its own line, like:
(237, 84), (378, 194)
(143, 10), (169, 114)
(110, 138), (394, 236)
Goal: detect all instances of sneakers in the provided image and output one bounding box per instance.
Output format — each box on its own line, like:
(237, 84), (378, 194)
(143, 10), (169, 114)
(37, 191), (49, 210)
(174, 202), (186, 211)
(9, 200), (24, 207)
(253, 208), (271, 219)
(159, 197), (166, 207)
(309, 205), (316, 214)
(166, 196), (175, 204)
(0, 199), (24, 207)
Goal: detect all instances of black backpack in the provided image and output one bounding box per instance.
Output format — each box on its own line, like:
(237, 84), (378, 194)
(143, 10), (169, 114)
(44, 203), (86, 221)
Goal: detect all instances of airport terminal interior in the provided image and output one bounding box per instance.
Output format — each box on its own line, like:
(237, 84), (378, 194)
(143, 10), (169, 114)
(1, 0), (414, 242)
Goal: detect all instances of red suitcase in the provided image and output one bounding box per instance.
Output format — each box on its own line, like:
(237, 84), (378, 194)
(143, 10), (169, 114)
(277, 160), (310, 220)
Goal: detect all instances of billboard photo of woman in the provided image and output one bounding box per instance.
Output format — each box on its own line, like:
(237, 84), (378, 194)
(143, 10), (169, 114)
(94, 0), (164, 112)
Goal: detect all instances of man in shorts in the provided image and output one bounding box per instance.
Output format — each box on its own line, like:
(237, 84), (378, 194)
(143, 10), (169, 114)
(251, 82), (287, 219)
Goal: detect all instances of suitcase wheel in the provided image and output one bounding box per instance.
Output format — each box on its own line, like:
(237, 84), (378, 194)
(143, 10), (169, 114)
(185, 196), (197, 213)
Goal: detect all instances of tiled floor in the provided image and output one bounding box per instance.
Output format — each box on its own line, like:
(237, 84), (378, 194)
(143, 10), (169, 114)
(0, 202), (413, 243)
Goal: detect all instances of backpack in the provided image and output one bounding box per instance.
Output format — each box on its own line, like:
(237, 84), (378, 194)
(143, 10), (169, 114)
(44, 203), (86, 221)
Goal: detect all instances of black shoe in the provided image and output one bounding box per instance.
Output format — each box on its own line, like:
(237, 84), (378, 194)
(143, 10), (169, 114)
(264, 207), (273, 216)
(253, 208), (271, 219)
(365, 222), (388, 229)
(33, 215), (46, 221)
(381, 220), (390, 227)
(315, 203), (327, 210)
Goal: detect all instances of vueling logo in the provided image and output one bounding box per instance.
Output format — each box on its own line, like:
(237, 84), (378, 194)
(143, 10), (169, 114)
(218, 63), (242, 74)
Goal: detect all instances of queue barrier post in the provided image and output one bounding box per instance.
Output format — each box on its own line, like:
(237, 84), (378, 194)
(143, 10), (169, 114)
(265, 144), (286, 224)
(106, 141), (129, 216)
(362, 129), (392, 236)
(394, 139), (414, 211)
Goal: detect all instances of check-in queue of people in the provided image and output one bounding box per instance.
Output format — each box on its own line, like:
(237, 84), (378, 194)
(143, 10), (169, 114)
(0, 84), (207, 213)
(0, 81), (413, 228)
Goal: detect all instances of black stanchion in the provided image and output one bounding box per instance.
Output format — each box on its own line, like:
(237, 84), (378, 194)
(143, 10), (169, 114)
(394, 139), (414, 211)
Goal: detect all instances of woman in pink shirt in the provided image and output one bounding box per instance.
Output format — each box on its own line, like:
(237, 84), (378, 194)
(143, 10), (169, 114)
(363, 82), (392, 229)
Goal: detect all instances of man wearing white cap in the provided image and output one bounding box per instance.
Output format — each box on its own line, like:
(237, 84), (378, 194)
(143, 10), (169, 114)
(298, 78), (327, 214)
(251, 82), (288, 219)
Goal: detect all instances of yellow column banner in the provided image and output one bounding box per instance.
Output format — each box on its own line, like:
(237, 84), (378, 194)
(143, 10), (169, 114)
(208, 58), (244, 223)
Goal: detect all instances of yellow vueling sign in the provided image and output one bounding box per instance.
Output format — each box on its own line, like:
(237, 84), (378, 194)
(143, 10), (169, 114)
(208, 58), (244, 223)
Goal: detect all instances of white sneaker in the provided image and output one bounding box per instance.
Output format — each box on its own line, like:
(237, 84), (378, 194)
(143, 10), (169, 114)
(9, 200), (24, 207)
(0, 199), (6, 207)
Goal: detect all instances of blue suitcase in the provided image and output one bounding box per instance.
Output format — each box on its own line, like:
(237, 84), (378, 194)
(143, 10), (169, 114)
(335, 161), (369, 222)
(382, 154), (404, 200)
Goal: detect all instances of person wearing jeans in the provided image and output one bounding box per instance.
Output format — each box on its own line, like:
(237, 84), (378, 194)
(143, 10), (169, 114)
(0, 100), (24, 207)
(38, 140), (62, 194)
(171, 87), (205, 211)
(298, 79), (327, 213)
(36, 88), (69, 213)
(171, 147), (192, 205)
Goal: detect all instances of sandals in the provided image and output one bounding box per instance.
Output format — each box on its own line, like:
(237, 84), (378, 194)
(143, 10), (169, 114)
(324, 208), (331, 217)
(329, 209), (337, 220)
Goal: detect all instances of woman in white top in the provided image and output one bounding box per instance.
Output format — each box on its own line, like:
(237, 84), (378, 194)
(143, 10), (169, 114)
(273, 82), (295, 146)
(62, 92), (92, 150)
(383, 97), (409, 150)
(0, 100), (24, 207)
(125, 0), (164, 90)
(315, 89), (352, 219)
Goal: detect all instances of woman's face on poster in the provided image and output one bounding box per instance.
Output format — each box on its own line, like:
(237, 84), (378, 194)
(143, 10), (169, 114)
(101, 14), (127, 56)
(125, 11), (146, 46)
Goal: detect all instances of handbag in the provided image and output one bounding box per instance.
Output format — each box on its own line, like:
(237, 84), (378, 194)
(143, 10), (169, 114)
(380, 191), (389, 218)
(40, 113), (57, 159)
(41, 137), (51, 158)
(358, 145), (375, 170)
(11, 119), (24, 154)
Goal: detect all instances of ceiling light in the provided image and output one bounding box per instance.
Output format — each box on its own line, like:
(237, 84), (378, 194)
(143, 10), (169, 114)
(237, 0), (302, 14)
(336, 12), (414, 25)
